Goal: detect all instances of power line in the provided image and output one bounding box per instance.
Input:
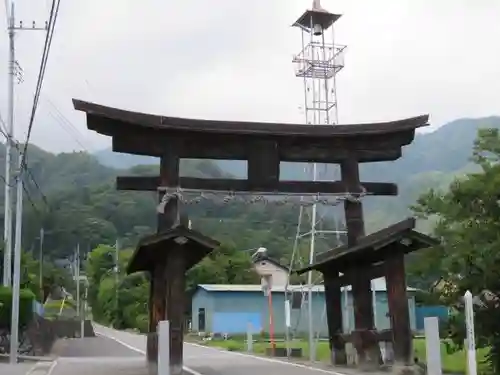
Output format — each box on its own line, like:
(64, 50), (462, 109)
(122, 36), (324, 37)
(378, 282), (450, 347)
(0, 111), (49, 203)
(0, 173), (42, 218)
(20, 0), (61, 170)
(44, 97), (89, 151)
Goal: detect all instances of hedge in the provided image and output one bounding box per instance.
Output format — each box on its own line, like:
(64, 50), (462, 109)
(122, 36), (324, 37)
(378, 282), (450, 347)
(0, 286), (35, 329)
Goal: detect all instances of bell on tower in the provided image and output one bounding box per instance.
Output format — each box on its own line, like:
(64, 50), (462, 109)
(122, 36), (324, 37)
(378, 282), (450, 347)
(292, 0), (346, 125)
(312, 0), (326, 35)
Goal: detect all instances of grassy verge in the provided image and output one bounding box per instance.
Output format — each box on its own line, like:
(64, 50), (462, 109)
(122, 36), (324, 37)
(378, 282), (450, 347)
(195, 337), (489, 374)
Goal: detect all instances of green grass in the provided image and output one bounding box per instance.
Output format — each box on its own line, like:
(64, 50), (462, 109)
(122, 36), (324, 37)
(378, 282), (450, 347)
(412, 338), (489, 374)
(199, 337), (489, 374)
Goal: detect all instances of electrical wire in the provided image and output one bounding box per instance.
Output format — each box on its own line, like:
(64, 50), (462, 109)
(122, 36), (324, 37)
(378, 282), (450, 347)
(0, 173), (42, 218)
(20, 0), (61, 170)
(0, 111), (49, 203)
(44, 97), (90, 151)
(3, 0), (61, 215)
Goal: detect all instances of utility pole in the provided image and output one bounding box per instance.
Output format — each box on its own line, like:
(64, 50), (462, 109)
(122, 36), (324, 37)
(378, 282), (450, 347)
(8, 1), (48, 363)
(39, 227), (44, 296)
(3, 1), (15, 287)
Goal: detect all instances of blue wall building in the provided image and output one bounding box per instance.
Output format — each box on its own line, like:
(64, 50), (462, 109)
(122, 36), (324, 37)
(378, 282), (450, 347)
(191, 279), (418, 335)
(415, 305), (450, 331)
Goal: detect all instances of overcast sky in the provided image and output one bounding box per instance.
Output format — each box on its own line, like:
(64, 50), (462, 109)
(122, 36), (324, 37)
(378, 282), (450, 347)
(0, 0), (498, 153)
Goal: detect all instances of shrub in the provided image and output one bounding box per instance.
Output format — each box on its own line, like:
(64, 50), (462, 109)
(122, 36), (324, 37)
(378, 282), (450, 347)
(0, 286), (35, 328)
(135, 314), (149, 333)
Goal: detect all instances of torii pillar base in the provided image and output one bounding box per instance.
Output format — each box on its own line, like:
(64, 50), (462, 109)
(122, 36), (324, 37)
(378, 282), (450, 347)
(127, 226), (219, 375)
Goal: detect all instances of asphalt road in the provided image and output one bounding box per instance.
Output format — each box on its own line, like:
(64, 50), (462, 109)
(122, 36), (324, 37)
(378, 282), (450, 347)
(0, 362), (38, 375)
(2, 324), (382, 375)
(51, 336), (143, 358)
(93, 324), (357, 375)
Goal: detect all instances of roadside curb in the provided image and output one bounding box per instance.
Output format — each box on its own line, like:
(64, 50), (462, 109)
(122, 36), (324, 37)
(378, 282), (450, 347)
(0, 354), (57, 363)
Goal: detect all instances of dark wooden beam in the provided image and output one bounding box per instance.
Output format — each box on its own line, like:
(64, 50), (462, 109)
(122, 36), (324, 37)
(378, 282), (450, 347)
(324, 274), (346, 365)
(385, 253), (413, 365)
(116, 176), (398, 196)
(336, 329), (394, 344)
(165, 246), (186, 375)
(340, 157), (381, 369)
(75, 100), (428, 140)
(158, 148), (181, 230)
(111, 134), (406, 163)
(248, 140), (280, 191)
(146, 265), (166, 371)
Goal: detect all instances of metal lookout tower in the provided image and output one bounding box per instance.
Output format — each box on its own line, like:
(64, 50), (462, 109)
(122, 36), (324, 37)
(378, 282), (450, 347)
(290, 0), (347, 361)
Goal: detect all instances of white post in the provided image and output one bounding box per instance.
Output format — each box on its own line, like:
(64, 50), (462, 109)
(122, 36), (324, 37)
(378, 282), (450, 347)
(343, 287), (350, 333)
(464, 291), (477, 375)
(285, 299), (291, 329)
(285, 299), (291, 356)
(75, 244), (80, 328)
(114, 238), (120, 328)
(158, 320), (171, 375)
(247, 323), (253, 353)
(371, 281), (377, 329)
(424, 317), (442, 375)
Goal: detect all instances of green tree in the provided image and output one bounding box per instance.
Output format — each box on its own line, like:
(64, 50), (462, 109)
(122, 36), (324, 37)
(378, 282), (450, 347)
(85, 244), (116, 321)
(412, 128), (500, 373)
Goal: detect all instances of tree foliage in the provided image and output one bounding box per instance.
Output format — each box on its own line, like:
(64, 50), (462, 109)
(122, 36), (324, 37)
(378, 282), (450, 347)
(0, 244), (71, 303)
(85, 241), (261, 331)
(412, 128), (500, 373)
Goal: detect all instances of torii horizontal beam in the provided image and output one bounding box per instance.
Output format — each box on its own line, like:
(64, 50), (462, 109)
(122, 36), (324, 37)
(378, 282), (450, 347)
(116, 176), (398, 196)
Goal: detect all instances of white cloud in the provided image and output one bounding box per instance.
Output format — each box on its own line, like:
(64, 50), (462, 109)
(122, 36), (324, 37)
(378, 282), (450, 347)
(0, 0), (498, 152)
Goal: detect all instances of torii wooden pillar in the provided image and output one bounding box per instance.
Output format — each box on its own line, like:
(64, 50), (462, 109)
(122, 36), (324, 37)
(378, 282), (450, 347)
(342, 158), (380, 366)
(125, 147), (220, 375)
(321, 157), (380, 367)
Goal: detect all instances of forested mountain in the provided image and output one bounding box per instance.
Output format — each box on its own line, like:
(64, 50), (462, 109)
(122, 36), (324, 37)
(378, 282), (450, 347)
(0, 116), (496, 265)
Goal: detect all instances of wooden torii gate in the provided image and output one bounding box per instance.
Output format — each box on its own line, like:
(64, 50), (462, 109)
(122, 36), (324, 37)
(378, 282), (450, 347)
(73, 98), (429, 373)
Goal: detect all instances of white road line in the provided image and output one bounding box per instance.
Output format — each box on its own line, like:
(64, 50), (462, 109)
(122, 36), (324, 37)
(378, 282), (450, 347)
(95, 331), (203, 375)
(25, 359), (59, 375)
(45, 360), (59, 375)
(185, 341), (347, 375)
(23, 363), (38, 375)
(97, 327), (348, 375)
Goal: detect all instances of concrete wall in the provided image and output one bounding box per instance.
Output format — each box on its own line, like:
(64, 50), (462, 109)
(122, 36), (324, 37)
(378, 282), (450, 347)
(192, 289), (417, 335)
(253, 261), (288, 288)
(26, 316), (95, 355)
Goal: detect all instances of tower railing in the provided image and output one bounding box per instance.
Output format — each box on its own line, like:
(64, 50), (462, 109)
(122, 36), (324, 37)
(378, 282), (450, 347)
(293, 44), (346, 78)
